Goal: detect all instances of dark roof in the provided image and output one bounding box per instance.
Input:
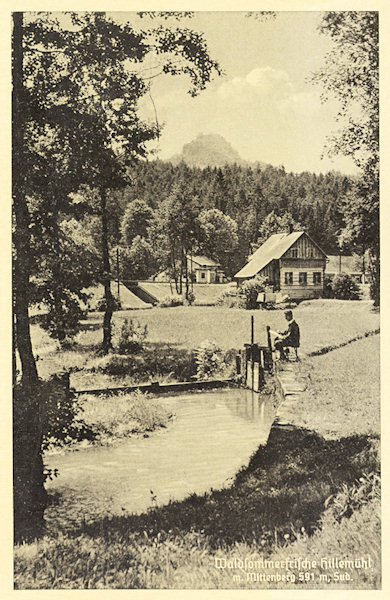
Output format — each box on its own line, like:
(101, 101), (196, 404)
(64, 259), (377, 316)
(235, 231), (304, 279)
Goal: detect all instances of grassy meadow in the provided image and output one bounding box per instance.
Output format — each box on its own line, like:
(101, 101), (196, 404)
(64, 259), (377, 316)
(32, 299), (379, 386)
(14, 299), (381, 589)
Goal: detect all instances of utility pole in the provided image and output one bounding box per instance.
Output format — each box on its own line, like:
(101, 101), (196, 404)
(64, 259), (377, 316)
(116, 246), (120, 300)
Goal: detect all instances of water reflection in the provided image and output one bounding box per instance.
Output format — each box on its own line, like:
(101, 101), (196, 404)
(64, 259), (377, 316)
(44, 388), (276, 530)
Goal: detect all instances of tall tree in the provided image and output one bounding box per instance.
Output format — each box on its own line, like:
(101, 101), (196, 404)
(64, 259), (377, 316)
(151, 185), (200, 296)
(121, 199), (153, 246)
(196, 208), (238, 276)
(12, 12), (38, 384)
(14, 11), (221, 358)
(312, 11), (379, 303)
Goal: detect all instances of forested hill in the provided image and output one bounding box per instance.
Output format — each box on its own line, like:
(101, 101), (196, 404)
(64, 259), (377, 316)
(117, 159), (353, 266)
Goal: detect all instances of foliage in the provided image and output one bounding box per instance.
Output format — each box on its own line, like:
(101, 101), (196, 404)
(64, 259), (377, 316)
(14, 429), (380, 589)
(216, 289), (244, 309)
(96, 296), (121, 312)
(151, 184), (200, 298)
(324, 472), (380, 523)
(196, 208), (238, 276)
(330, 273), (360, 300)
(312, 11), (379, 304)
(255, 210), (302, 247)
(39, 378), (95, 451)
(118, 236), (157, 282)
(121, 200), (153, 246)
(113, 318), (148, 354)
(194, 340), (223, 380)
(184, 290), (196, 306)
(120, 161), (350, 262)
(158, 294), (184, 308)
(88, 346), (197, 382)
(28, 216), (100, 343)
(77, 390), (172, 445)
(39, 292), (88, 344)
(240, 276), (269, 309)
(313, 12), (378, 173)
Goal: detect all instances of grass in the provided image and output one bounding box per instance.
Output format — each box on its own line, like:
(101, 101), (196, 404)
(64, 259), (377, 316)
(14, 427), (379, 589)
(14, 301), (380, 589)
(47, 390), (174, 452)
(31, 300), (379, 383)
(282, 333), (380, 439)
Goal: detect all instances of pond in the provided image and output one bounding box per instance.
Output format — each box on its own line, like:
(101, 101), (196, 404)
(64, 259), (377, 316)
(44, 387), (276, 531)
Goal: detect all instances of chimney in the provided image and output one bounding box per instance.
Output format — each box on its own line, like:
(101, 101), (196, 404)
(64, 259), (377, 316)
(287, 224), (293, 234)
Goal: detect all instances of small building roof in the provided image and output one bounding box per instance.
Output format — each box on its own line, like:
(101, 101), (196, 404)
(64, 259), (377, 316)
(190, 255), (221, 268)
(326, 255), (362, 274)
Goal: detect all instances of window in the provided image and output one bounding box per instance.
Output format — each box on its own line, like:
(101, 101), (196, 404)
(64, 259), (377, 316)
(291, 248), (298, 258)
(201, 272), (205, 279)
(284, 272), (293, 285)
(299, 272), (307, 285)
(307, 247), (314, 258)
(313, 271), (321, 284)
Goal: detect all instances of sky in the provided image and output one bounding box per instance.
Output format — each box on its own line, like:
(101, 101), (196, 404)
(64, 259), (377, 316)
(130, 11), (359, 175)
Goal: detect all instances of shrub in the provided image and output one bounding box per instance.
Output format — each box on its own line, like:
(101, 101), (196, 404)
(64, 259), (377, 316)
(92, 353), (137, 376)
(88, 347), (198, 382)
(158, 294), (184, 308)
(330, 273), (360, 300)
(184, 290), (196, 306)
(195, 340), (223, 380)
(114, 318), (148, 354)
(216, 289), (244, 308)
(240, 276), (270, 309)
(79, 389), (172, 442)
(40, 293), (88, 344)
(96, 295), (121, 312)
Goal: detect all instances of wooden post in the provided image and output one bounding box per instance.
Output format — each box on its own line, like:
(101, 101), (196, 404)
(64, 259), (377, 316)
(116, 247), (120, 300)
(266, 325), (272, 352)
(235, 353), (241, 375)
(251, 315), (254, 346)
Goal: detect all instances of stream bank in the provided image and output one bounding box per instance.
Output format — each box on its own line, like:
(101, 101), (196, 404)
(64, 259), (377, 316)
(15, 335), (380, 589)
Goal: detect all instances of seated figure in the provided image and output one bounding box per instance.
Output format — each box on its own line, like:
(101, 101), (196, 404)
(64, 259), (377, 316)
(273, 310), (300, 360)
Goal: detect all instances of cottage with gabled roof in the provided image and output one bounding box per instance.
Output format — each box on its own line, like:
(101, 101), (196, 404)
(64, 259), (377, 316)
(188, 255), (227, 284)
(234, 231), (327, 300)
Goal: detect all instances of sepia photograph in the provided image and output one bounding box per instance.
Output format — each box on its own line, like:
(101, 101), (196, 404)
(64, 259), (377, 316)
(10, 5), (382, 592)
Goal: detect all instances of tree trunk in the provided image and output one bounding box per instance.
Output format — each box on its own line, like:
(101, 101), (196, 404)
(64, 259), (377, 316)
(101, 186), (114, 352)
(184, 247), (189, 300)
(12, 12), (38, 384)
(12, 13), (46, 542)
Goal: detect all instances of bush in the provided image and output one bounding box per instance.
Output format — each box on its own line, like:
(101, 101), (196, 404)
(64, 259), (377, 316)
(96, 295), (121, 312)
(330, 274), (360, 300)
(40, 293), (88, 344)
(216, 289), (244, 308)
(158, 294), (184, 308)
(114, 318), (148, 354)
(184, 290), (196, 306)
(89, 347), (198, 382)
(195, 340), (223, 380)
(240, 276), (270, 309)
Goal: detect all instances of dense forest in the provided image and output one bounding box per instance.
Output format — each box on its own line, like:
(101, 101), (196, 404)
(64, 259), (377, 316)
(99, 159), (354, 278)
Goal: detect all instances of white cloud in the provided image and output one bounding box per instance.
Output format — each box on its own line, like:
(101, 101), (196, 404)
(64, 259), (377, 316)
(138, 66), (357, 174)
(218, 66), (293, 102)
